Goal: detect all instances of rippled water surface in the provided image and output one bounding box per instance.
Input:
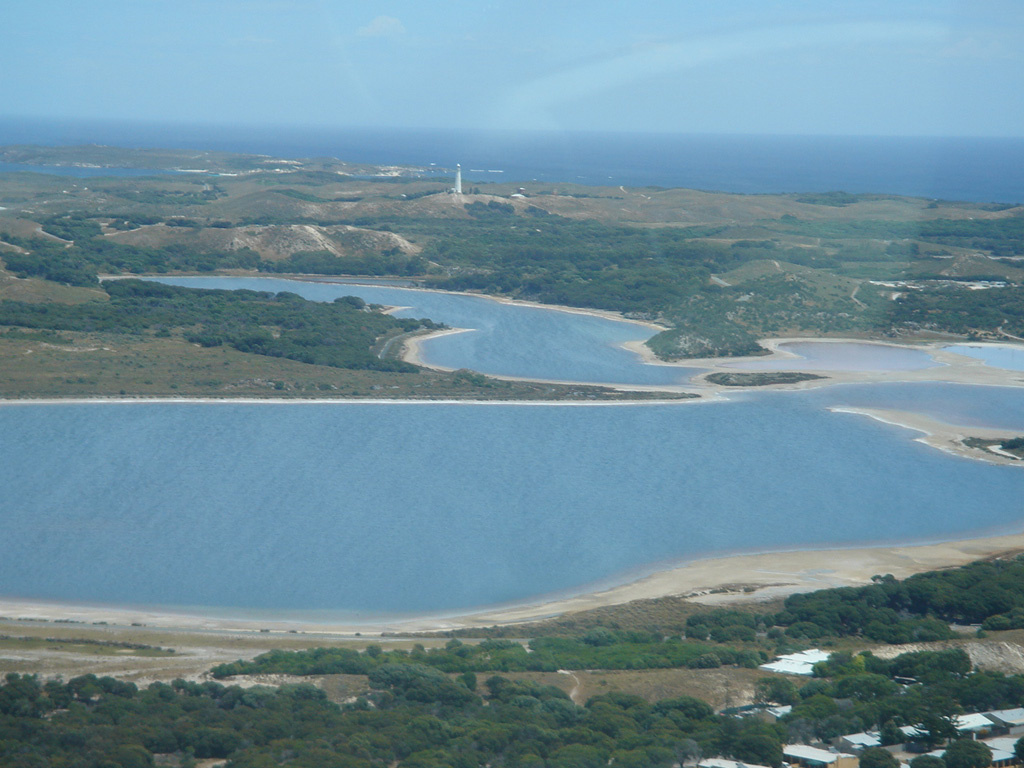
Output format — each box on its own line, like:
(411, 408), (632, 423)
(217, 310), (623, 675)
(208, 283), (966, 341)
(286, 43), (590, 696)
(2, 396), (1023, 616)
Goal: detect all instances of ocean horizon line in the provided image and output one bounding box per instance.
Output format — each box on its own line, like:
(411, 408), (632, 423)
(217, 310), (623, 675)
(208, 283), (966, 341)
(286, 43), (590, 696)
(2, 119), (1022, 202)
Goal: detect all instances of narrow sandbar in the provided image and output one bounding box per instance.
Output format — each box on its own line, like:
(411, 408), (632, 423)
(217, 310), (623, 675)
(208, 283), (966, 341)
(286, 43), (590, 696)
(832, 406), (1024, 467)
(398, 327), (474, 370)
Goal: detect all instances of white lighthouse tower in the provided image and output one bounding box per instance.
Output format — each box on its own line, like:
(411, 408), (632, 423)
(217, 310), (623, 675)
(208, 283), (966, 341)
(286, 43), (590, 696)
(454, 164), (463, 195)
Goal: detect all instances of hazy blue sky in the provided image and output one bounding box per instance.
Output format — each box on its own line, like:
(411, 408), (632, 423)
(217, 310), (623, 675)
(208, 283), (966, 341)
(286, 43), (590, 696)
(4, 1), (1022, 136)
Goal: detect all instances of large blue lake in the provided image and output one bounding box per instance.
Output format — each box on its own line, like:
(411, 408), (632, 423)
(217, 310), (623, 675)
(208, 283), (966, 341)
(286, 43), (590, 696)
(2, 394), (1023, 617)
(3, 277), (1023, 618)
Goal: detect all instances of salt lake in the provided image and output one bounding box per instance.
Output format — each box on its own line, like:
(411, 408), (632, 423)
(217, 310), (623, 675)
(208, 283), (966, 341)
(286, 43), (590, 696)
(723, 341), (941, 372)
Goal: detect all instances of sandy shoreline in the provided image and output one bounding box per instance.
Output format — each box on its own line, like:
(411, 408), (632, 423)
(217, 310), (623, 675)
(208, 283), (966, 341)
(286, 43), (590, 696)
(3, 531), (1024, 636)
(401, 327), (1024, 397)
(279, 274), (671, 334)
(831, 406), (1024, 467)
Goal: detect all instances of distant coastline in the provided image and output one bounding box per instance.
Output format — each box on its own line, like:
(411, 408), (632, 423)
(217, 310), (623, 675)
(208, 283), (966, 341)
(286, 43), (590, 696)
(3, 121), (1024, 202)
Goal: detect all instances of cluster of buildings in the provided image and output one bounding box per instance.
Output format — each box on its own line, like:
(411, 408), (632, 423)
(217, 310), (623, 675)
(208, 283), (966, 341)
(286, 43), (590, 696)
(698, 748), (859, 768)
(699, 716), (1024, 768)
(724, 651), (1024, 768)
(835, 708), (1024, 768)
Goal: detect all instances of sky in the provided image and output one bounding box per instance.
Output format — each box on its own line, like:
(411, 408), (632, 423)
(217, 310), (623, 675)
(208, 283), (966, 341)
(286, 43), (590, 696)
(3, 0), (1023, 137)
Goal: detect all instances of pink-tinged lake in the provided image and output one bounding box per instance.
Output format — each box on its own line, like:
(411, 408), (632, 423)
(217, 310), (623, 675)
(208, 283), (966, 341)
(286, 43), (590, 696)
(723, 342), (941, 372)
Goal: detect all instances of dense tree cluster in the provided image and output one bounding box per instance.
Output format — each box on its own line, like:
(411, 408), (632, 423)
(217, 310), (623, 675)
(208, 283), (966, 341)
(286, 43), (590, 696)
(780, 558), (1024, 634)
(891, 286), (1024, 337)
(684, 557), (1024, 643)
(776, 214), (1024, 257)
(0, 671), (784, 768)
(1, 225), (260, 286)
(211, 634), (766, 679)
(39, 643), (1021, 767)
(263, 249), (428, 277)
(4, 201), (1022, 357)
(0, 280), (439, 372)
(770, 648), (1024, 750)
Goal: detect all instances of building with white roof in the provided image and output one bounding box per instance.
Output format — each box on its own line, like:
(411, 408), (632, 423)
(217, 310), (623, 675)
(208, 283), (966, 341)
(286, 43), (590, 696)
(837, 732), (882, 753)
(700, 759), (771, 768)
(783, 744), (859, 768)
(981, 736), (1018, 757)
(900, 725), (927, 741)
(900, 713), (997, 742)
(926, 737), (1018, 768)
(957, 713), (999, 735)
(760, 650), (832, 676)
(987, 708), (1024, 736)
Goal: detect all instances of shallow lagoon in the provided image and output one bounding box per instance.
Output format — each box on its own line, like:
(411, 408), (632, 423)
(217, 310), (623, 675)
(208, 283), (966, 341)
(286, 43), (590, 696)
(724, 341), (940, 372)
(946, 343), (1024, 372)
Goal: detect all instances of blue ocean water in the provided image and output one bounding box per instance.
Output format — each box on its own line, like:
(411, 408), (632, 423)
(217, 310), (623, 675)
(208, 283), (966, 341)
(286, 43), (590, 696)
(0, 161), (173, 178)
(2, 118), (1021, 202)
(1, 396), (1022, 617)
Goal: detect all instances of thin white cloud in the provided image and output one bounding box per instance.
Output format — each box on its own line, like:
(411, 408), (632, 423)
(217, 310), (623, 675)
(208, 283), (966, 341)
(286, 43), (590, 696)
(357, 15), (406, 39)
(493, 21), (949, 129)
(940, 31), (1018, 61)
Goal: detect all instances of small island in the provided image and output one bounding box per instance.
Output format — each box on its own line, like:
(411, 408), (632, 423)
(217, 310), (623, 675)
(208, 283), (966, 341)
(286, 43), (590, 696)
(703, 371), (828, 387)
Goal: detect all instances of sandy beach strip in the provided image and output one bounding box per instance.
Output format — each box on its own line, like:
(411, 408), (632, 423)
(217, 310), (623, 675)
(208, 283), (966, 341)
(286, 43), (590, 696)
(398, 327), (474, 370)
(3, 531), (1024, 636)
